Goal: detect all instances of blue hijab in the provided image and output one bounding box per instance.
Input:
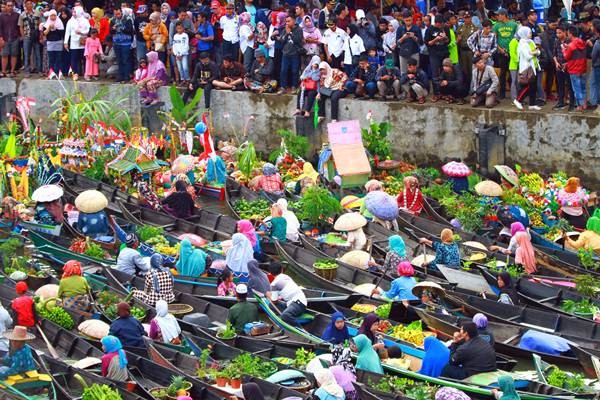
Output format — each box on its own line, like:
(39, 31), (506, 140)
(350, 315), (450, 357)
(176, 239), (207, 277)
(354, 334), (383, 374)
(388, 235), (406, 258)
(419, 336), (450, 377)
(101, 335), (128, 369)
(321, 311), (350, 344)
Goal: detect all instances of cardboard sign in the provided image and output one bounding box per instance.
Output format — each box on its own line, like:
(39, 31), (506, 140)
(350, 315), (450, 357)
(327, 120), (362, 145)
(331, 143), (371, 175)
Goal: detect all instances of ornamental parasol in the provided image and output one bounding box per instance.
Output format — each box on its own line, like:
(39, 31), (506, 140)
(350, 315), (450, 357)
(340, 195), (362, 209)
(334, 212), (367, 231)
(364, 191), (399, 221)
(31, 184), (63, 202)
(494, 165), (519, 187)
(171, 155), (197, 174)
(75, 190), (108, 213)
(474, 180), (503, 197)
(441, 161), (472, 177)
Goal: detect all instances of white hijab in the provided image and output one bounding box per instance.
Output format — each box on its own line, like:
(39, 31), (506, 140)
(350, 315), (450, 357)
(43, 10), (64, 30)
(276, 198), (300, 241)
(154, 300), (181, 343)
(316, 369), (345, 398)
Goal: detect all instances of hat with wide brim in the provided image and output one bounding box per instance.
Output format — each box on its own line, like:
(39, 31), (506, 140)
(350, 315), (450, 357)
(475, 180), (503, 197)
(3, 326), (36, 341)
(411, 254), (436, 267)
(334, 212), (367, 231)
(463, 241), (488, 251)
(441, 161), (472, 178)
(32, 184), (64, 202)
(75, 190), (108, 213)
(411, 281), (445, 297)
(340, 195), (362, 209)
(494, 165), (519, 187)
(365, 191), (399, 221)
(338, 250), (372, 270)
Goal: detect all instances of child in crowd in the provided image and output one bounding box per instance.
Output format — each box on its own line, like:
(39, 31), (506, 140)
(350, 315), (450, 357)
(84, 28), (103, 81)
(217, 268), (236, 296)
(172, 22), (190, 84)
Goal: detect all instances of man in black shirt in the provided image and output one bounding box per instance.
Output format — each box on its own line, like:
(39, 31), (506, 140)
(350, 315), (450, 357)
(213, 56), (245, 90)
(396, 11), (422, 74)
(345, 54), (377, 98)
(187, 52), (219, 108)
(439, 58), (466, 103)
(442, 321), (497, 380)
(424, 15), (449, 101)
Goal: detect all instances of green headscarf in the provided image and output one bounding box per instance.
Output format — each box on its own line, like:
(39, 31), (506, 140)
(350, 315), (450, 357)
(497, 375), (520, 400)
(388, 235), (406, 258)
(586, 216), (600, 235)
(353, 334), (383, 374)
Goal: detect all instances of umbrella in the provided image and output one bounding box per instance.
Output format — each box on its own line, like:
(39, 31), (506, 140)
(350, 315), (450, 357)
(364, 191), (399, 221)
(340, 195), (362, 209)
(31, 184), (63, 202)
(494, 165), (519, 187)
(334, 212), (367, 231)
(171, 155), (197, 174)
(75, 190), (108, 213)
(441, 161), (472, 177)
(475, 180), (503, 197)
(411, 281), (445, 297)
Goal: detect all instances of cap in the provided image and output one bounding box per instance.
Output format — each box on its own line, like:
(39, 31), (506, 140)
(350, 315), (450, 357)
(385, 57), (394, 68)
(356, 9), (365, 20)
(497, 8), (508, 15)
(254, 48), (265, 57)
(527, 8), (536, 15)
(236, 283), (248, 294)
(136, 4), (147, 13)
(442, 58), (453, 67)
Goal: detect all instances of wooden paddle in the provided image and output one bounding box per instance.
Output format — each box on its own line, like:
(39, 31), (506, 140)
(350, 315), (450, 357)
(421, 243), (428, 276)
(369, 252), (396, 299)
(36, 325), (59, 359)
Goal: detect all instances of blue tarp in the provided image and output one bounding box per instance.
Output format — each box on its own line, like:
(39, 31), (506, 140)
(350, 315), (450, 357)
(518, 330), (573, 355)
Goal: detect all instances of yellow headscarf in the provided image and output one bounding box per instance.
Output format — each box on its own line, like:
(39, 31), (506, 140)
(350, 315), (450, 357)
(297, 162), (319, 183)
(91, 7), (104, 19)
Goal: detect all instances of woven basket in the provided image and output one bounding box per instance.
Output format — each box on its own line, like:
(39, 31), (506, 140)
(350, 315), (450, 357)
(168, 303), (194, 316)
(313, 264), (337, 281)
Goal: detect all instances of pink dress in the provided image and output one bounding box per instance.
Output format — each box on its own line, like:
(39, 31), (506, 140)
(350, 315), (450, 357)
(84, 37), (102, 77)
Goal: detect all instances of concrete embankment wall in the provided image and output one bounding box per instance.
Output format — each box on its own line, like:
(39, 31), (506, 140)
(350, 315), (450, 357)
(1, 77), (599, 187)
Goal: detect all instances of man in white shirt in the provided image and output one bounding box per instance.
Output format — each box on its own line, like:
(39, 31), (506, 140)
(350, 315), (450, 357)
(266, 262), (307, 326)
(321, 18), (347, 69)
(219, 3), (239, 60)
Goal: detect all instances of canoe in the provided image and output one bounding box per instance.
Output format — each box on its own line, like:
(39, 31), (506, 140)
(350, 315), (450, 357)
(444, 291), (600, 350)
(413, 307), (583, 370)
(147, 341), (313, 398)
(532, 353), (599, 396)
(254, 295), (582, 400)
(18, 220), (62, 236)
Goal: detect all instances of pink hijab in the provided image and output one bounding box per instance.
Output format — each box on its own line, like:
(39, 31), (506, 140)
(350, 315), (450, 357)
(237, 220), (257, 247)
(514, 232), (537, 274)
(239, 12), (252, 27)
(510, 222), (526, 237)
(146, 51), (166, 78)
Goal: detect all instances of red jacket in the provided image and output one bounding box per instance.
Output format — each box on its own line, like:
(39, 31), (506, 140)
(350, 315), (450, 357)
(563, 37), (587, 75)
(11, 296), (36, 328)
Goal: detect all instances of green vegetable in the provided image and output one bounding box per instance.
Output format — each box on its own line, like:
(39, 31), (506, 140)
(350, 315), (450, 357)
(237, 142), (257, 180)
(293, 347), (315, 369)
(82, 383), (124, 400)
(375, 303), (391, 319)
(233, 198), (270, 219)
(575, 274), (600, 298)
(297, 185), (342, 227)
(268, 129), (309, 162)
(36, 298), (75, 330)
(362, 121), (392, 161)
(84, 242), (105, 259)
(561, 299), (598, 315)
(217, 320), (236, 339)
(578, 247), (600, 271)
(546, 367), (585, 392)
(137, 225), (165, 242)
(0, 238), (22, 268)
(313, 259), (337, 269)
(368, 374), (437, 399)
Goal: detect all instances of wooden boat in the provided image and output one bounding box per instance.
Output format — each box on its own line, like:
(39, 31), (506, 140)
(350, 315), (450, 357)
(413, 308), (583, 370)
(62, 169), (137, 213)
(18, 219), (62, 236)
(254, 295), (584, 400)
(444, 291), (600, 350)
(147, 341), (313, 397)
(532, 353), (599, 396)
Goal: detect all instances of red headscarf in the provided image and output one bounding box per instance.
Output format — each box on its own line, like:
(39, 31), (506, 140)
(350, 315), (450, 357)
(16, 281), (28, 294)
(62, 260), (83, 279)
(397, 261), (415, 277)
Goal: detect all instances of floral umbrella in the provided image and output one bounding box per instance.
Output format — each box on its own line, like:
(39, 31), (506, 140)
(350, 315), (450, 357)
(171, 155), (197, 174)
(365, 191), (398, 221)
(441, 161), (472, 178)
(494, 165), (519, 187)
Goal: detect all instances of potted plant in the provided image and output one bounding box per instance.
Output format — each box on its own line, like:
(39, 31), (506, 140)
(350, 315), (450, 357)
(166, 376), (192, 399)
(216, 320), (237, 343)
(215, 370), (229, 387)
(228, 369), (242, 389)
(297, 186), (342, 232)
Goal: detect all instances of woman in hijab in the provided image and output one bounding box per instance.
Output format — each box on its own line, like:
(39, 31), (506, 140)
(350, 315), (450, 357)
(237, 219), (261, 254)
(266, 12), (288, 77)
(136, 50), (169, 104)
(41, 9), (65, 76)
(497, 271), (519, 305)
(493, 375), (521, 400)
(295, 55), (321, 117)
(397, 176), (424, 215)
(514, 25), (540, 111)
(473, 313), (495, 345)
(372, 261), (418, 303)
(226, 233), (254, 281)
(343, 24), (365, 76)
(101, 335), (128, 381)
(89, 7), (109, 43)
(160, 3), (171, 23)
(176, 238), (208, 277)
(133, 254), (175, 306)
(162, 180), (195, 218)
(321, 311), (350, 344)
(557, 177), (589, 229)
(317, 61), (348, 123)
(563, 215), (600, 255)
(255, 163), (284, 195)
(247, 260), (270, 295)
(255, 21), (268, 54)
(239, 12), (255, 74)
(149, 299), (182, 344)
(490, 221), (529, 256)
(302, 16), (322, 65)
(420, 228), (461, 270)
(351, 334), (383, 374)
(314, 369), (345, 400)
(58, 260), (91, 310)
(330, 346), (357, 400)
(514, 231), (537, 274)
(372, 235), (407, 272)
(64, 6), (91, 79)
(109, 302), (146, 348)
(357, 313), (383, 350)
(143, 12), (169, 63)
(419, 336), (450, 377)
(276, 198), (300, 242)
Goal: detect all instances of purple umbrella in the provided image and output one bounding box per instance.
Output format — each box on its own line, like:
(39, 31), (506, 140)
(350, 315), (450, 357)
(365, 191), (399, 221)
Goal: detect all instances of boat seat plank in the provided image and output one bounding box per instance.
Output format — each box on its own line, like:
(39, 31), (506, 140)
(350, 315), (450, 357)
(506, 316), (520, 322)
(502, 334), (522, 344)
(538, 295), (560, 303)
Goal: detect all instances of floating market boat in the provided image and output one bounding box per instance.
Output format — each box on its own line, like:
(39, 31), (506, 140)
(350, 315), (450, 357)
(531, 354), (599, 396)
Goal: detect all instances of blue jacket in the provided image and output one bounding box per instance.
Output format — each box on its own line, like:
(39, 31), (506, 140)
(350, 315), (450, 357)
(109, 316), (146, 348)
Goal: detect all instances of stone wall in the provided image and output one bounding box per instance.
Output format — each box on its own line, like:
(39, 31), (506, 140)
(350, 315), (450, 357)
(1, 77), (599, 186)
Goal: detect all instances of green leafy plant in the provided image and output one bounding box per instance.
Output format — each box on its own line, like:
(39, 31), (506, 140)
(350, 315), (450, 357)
(81, 383), (124, 400)
(227, 353), (277, 378)
(560, 299), (598, 315)
(268, 129), (309, 162)
(422, 182), (455, 202)
(578, 247), (600, 271)
(297, 185), (342, 227)
(0, 238), (22, 268)
(167, 375), (191, 396)
(362, 121), (392, 161)
(137, 225), (165, 242)
(547, 367), (585, 392)
(564, 373), (585, 392)
(368, 375), (436, 399)
(84, 153), (112, 182)
(217, 320), (236, 339)
(293, 347), (315, 369)
(233, 198), (270, 219)
(165, 85), (204, 125)
(84, 242), (105, 259)
(575, 274), (600, 298)
(237, 142), (257, 181)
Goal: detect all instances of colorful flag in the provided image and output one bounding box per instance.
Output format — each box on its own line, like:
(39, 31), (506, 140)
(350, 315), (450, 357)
(58, 70), (64, 80)
(47, 68), (57, 80)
